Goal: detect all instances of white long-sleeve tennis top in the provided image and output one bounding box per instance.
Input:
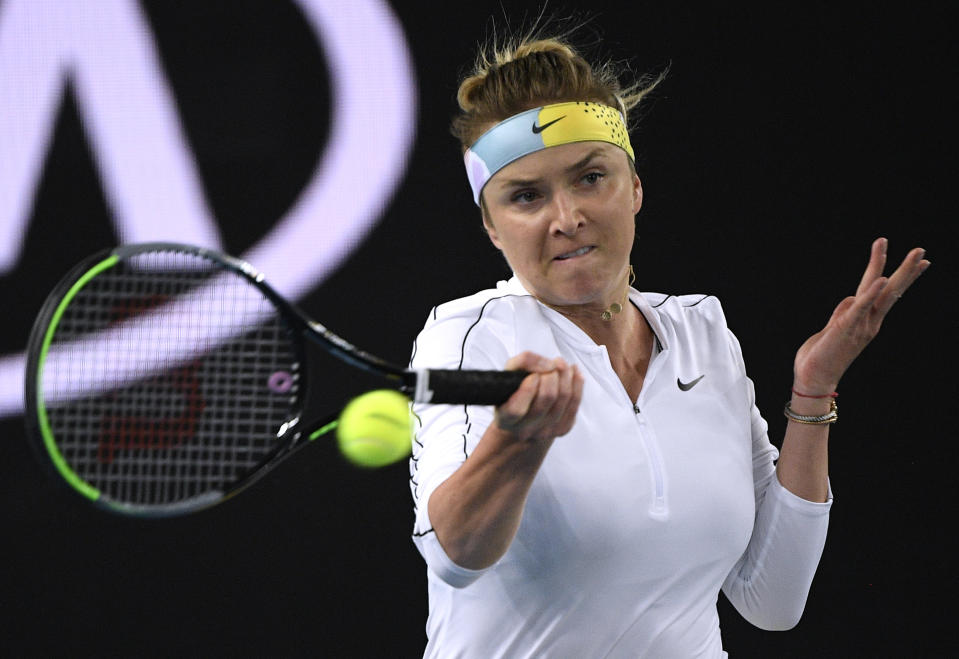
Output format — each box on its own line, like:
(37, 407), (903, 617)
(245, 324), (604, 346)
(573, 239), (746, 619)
(409, 277), (831, 658)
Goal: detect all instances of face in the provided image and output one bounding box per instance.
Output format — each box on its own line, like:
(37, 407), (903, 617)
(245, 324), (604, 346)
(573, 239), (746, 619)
(481, 141), (643, 312)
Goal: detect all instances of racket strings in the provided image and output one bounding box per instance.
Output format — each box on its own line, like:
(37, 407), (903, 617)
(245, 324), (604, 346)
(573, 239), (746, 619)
(41, 250), (301, 508)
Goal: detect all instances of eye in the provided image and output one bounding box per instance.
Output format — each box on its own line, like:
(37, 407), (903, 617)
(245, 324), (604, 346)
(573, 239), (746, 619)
(511, 190), (540, 204)
(581, 171), (605, 185)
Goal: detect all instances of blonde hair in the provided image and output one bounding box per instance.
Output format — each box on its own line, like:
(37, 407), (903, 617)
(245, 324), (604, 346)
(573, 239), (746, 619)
(451, 30), (666, 151)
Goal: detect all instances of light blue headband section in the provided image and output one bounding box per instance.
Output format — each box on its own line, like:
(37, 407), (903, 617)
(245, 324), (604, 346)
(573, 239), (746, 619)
(464, 108), (546, 205)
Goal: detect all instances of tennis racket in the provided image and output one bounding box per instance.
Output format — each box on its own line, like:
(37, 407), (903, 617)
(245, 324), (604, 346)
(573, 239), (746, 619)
(24, 242), (526, 517)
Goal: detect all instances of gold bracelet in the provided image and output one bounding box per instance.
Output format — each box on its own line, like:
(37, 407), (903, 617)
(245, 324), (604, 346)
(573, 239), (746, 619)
(783, 399), (838, 425)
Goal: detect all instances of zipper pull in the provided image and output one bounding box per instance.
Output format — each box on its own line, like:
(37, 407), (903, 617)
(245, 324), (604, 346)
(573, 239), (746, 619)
(633, 403), (641, 414)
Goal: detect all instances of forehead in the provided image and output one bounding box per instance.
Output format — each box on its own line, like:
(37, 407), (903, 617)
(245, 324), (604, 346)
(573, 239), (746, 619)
(487, 141), (624, 186)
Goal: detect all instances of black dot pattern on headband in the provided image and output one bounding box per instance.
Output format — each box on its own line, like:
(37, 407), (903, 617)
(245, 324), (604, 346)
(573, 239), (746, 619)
(576, 101), (630, 153)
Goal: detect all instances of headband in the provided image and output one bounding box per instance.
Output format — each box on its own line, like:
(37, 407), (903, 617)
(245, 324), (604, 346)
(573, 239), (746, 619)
(463, 101), (634, 205)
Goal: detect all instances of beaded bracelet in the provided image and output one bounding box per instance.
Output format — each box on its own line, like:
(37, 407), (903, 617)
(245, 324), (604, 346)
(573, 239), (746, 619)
(784, 399), (838, 425)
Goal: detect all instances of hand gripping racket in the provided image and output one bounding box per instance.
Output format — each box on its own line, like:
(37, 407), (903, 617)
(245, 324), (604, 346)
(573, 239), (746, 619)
(24, 242), (526, 517)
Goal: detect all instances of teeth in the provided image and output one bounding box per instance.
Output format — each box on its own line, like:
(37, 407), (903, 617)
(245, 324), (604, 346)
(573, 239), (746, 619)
(557, 246), (591, 260)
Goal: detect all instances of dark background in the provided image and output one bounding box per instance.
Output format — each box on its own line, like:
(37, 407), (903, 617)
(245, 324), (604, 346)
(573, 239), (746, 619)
(2, 1), (955, 656)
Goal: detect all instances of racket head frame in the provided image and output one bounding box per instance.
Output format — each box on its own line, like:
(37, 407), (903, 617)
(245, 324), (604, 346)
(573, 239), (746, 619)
(24, 243), (326, 516)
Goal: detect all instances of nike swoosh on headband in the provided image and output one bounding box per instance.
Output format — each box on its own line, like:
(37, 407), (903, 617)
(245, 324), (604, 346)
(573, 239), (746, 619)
(531, 115), (566, 134)
(677, 375), (705, 391)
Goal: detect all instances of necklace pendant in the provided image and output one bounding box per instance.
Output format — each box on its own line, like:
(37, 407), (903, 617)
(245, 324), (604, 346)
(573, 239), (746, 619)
(601, 310), (612, 321)
(609, 302), (622, 314)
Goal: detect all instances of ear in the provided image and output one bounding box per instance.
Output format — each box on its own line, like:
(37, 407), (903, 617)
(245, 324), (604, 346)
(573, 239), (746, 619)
(631, 174), (643, 215)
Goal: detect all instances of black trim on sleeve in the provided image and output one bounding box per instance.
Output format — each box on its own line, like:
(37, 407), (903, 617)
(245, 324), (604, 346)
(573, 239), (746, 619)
(683, 295), (713, 307)
(458, 294), (525, 369)
(651, 295), (673, 308)
(456, 294), (527, 460)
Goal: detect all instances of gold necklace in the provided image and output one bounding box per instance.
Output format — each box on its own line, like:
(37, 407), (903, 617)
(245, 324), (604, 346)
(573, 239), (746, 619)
(601, 265), (635, 321)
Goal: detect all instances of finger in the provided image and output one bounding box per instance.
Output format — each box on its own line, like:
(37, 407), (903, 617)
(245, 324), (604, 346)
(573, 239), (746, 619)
(572, 364), (585, 402)
(838, 275), (887, 333)
(499, 372), (540, 419)
(553, 360), (576, 411)
(498, 356), (568, 427)
(554, 366), (585, 437)
(538, 364), (579, 439)
(883, 247), (925, 299)
(876, 246), (928, 315)
(526, 368), (562, 420)
(825, 295), (857, 326)
(505, 351), (557, 374)
(855, 237), (888, 297)
(527, 359), (578, 431)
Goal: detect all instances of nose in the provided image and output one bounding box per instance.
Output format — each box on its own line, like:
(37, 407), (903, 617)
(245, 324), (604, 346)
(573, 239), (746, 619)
(549, 190), (585, 236)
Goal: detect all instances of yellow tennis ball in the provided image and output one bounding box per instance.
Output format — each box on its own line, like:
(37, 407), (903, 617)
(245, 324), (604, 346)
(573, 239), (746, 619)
(336, 389), (413, 468)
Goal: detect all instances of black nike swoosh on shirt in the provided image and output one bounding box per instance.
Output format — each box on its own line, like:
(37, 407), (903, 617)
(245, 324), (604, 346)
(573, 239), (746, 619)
(677, 375), (705, 391)
(531, 116), (565, 133)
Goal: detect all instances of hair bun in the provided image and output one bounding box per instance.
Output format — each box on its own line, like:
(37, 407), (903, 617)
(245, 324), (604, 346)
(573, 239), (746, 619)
(452, 33), (665, 150)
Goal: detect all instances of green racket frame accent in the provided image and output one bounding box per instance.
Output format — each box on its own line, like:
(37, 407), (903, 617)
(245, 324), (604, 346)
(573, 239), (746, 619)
(33, 255), (120, 502)
(309, 420), (338, 441)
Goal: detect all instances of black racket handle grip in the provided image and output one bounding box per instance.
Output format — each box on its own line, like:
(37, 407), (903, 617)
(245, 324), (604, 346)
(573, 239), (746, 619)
(415, 369), (530, 405)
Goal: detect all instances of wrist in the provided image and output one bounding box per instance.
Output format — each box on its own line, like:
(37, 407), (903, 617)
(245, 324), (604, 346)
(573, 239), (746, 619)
(788, 394), (833, 417)
(486, 421), (555, 459)
(791, 378), (838, 398)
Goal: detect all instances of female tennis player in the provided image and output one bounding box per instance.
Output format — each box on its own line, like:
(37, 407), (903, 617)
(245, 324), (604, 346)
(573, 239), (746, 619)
(407, 25), (929, 658)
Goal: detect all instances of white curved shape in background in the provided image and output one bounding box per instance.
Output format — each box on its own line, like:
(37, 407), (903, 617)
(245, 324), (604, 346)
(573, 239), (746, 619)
(246, 0), (417, 298)
(0, 0), (417, 417)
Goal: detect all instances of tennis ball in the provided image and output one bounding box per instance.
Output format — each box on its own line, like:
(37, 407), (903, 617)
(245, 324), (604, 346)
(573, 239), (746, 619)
(336, 389), (413, 468)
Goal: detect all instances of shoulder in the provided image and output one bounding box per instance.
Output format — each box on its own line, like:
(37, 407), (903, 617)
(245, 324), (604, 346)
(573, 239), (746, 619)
(430, 283), (533, 324)
(642, 292), (730, 328)
(638, 291), (738, 356)
(411, 279), (538, 370)
(424, 279), (539, 338)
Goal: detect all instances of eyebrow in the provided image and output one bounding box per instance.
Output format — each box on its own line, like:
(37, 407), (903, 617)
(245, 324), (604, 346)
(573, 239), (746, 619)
(494, 148), (609, 189)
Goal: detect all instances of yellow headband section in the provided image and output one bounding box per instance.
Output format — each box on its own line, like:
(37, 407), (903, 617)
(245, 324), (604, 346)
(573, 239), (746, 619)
(463, 101), (634, 204)
(537, 103), (634, 159)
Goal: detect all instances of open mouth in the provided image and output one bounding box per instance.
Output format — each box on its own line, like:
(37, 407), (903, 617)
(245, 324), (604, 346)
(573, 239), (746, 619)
(554, 246), (594, 261)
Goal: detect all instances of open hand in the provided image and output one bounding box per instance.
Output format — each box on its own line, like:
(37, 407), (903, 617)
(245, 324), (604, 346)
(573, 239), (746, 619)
(793, 238), (930, 395)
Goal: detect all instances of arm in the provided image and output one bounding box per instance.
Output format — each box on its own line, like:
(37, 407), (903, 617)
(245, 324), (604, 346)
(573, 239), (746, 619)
(776, 238), (929, 502)
(427, 352), (583, 569)
(724, 239), (929, 629)
(722, 342), (834, 630)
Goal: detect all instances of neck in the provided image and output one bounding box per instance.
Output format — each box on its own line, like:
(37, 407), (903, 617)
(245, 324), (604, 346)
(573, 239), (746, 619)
(560, 296), (643, 348)
(601, 264), (634, 321)
(542, 265), (640, 345)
